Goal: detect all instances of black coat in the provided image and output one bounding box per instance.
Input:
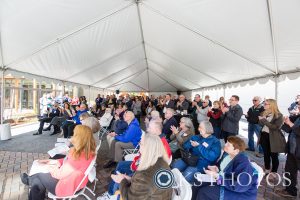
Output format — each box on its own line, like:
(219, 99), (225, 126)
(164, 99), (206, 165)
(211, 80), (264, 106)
(162, 116), (178, 140)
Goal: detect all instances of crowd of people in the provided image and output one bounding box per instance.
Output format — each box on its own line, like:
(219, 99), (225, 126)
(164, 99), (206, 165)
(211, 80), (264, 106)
(23, 92), (300, 199)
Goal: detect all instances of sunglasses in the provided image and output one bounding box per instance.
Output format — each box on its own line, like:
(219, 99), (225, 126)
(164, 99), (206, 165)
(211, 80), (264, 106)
(252, 100), (258, 102)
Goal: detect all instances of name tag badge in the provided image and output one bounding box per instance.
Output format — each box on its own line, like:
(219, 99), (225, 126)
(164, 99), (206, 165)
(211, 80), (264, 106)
(202, 142), (209, 148)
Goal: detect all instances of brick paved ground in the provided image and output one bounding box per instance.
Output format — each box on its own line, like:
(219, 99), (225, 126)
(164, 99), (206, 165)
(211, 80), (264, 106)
(1, 132), (299, 199)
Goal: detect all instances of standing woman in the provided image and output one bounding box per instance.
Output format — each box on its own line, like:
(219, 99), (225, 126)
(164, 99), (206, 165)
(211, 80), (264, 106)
(258, 99), (286, 177)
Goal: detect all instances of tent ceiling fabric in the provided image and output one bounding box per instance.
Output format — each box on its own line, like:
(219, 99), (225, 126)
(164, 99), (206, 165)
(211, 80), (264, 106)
(1, 0), (300, 92)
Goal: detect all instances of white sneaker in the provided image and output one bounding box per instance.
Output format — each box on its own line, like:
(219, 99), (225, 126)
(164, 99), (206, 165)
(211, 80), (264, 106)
(97, 192), (118, 200)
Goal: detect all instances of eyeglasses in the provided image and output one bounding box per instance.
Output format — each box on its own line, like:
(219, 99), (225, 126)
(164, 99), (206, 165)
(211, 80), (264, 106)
(252, 100), (258, 102)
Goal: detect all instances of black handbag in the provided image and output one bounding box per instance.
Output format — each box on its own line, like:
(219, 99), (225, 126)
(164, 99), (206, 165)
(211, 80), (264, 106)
(180, 149), (199, 167)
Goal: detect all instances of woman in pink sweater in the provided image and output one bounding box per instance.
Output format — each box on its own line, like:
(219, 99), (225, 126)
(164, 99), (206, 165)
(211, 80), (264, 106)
(21, 125), (96, 200)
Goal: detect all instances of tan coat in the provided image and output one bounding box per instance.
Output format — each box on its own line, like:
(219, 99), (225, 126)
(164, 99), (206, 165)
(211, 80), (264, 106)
(259, 113), (286, 153)
(120, 158), (172, 200)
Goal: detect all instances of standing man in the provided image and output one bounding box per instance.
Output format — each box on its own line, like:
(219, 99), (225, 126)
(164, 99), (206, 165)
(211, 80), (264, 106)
(245, 96), (264, 156)
(162, 93), (176, 113)
(176, 95), (189, 112)
(221, 95), (243, 142)
(191, 94), (202, 134)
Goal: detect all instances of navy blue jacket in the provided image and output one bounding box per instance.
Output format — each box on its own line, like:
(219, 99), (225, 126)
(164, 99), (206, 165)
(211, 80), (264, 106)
(219, 153), (258, 200)
(162, 116), (178, 140)
(183, 135), (221, 171)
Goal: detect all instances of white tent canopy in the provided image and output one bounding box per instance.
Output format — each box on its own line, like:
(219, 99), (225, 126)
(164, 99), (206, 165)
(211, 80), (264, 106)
(1, 0), (300, 92)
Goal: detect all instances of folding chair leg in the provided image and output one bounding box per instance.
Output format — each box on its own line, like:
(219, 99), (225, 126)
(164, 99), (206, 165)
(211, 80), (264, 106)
(81, 193), (92, 200)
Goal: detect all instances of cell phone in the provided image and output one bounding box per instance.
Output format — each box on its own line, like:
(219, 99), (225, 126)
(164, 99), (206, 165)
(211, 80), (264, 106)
(116, 171), (121, 175)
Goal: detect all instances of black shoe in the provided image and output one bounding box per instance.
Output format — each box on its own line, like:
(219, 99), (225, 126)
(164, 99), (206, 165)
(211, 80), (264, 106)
(103, 160), (117, 169)
(33, 132), (42, 135)
(43, 127), (51, 131)
(20, 173), (29, 185)
(50, 132), (58, 136)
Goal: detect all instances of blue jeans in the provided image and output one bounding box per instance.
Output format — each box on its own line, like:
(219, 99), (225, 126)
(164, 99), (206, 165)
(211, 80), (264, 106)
(172, 159), (199, 183)
(212, 126), (221, 139)
(248, 123), (263, 153)
(108, 161), (133, 195)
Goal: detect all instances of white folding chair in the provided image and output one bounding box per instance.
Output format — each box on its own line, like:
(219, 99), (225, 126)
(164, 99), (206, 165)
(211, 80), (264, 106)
(171, 168), (192, 200)
(251, 161), (264, 188)
(48, 157), (97, 200)
(98, 116), (114, 140)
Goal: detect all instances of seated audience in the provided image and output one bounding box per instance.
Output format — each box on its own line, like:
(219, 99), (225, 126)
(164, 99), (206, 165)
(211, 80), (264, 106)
(162, 108), (178, 140)
(192, 136), (258, 200)
(20, 125), (96, 200)
(34, 102), (61, 135)
(62, 104), (88, 138)
(104, 111), (142, 168)
(99, 120), (172, 199)
(99, 108), (113, 128)
(145, 110), (161, 129)
(169, 117), (195, 159)
(47, 102), (75, 136)
(172, 121), (221, 183)
(111, 134), (172, 200)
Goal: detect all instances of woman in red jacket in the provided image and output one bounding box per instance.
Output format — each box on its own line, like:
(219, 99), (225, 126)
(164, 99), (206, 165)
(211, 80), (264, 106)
(21, 125), (96, 200)
(207, 101), (223, 139)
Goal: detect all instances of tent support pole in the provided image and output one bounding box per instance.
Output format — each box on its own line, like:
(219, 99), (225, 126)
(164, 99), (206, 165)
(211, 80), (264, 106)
(1, 68), (4, 124)
(266, 0), (279, 75)
(0, 31), (5, 124)
(274, 75), (278, 100)
(136, 0), (150, 91)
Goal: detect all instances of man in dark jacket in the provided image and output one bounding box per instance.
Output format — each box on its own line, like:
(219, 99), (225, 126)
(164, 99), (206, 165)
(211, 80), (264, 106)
(162, 108), (178, 141)
(245, 96), (264, 155)
(162, 93), (176, 113)
(176, 95), (190, 112)
(221, 95), (243, 142)
(34, 102), (60, 135)
(275, 117), (300, 198)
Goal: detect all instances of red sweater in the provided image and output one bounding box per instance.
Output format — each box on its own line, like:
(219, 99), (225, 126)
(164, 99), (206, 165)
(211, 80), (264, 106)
(130, 136), (172, 171)
(50, 149), (95, 197)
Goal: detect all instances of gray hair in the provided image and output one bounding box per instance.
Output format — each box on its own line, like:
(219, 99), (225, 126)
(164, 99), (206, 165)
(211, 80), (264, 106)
(166, 108), (175, 115)
(200, 121), (214, 135)
(79, 112), (90, 120)
(180, 117), (195, 134)
(148, 120), (163, 133)
(82, 117), (100, 133)
(150, 110), (160, 119)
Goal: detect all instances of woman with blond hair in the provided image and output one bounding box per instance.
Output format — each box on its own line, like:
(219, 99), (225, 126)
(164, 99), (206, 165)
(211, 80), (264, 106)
(258, 99), (286, 177)
(21, 125), (96, 200)
(111, 134), (172, 200)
